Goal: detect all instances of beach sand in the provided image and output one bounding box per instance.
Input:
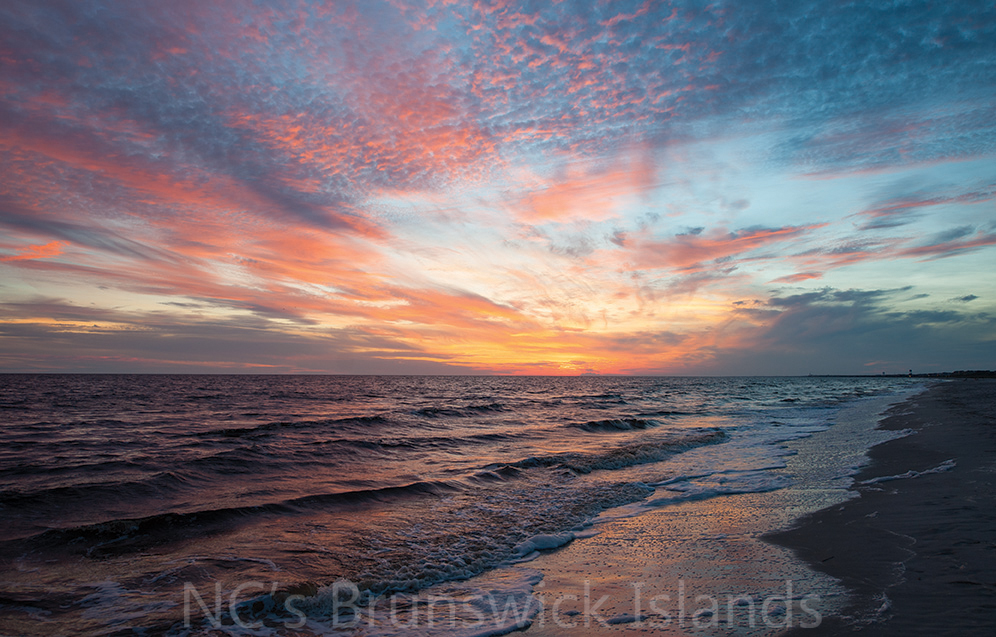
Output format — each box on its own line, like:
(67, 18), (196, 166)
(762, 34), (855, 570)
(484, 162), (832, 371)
(768, 379), (996, 635)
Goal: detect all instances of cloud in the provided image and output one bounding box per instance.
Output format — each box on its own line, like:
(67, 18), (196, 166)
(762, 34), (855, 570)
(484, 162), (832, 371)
(789, 210), (996, 274)
(0, 297), (480, 374)
(1, 0), (995, 374)
(509, 156), (658, 223)
(898, 227), (996, 260)
(695, 286), (996, 375)
(855, 181), (996, 230)
(0, 240), (66, 262)
(631, 225), (822, 271)
(770, 271), (822, 283)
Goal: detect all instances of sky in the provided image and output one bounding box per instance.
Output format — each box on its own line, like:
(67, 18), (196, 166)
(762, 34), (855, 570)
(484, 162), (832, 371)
(1, 0), (995, 375)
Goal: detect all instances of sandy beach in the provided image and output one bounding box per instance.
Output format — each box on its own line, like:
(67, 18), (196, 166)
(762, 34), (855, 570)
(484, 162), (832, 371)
(769, 379), (996, 635)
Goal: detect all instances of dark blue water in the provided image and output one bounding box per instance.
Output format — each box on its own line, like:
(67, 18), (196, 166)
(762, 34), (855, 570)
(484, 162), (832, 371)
(0, 374), (923, 635)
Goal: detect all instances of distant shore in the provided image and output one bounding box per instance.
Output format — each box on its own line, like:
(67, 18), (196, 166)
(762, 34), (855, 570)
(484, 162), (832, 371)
(766, 379), (996, 634)
(804, 370), (996, 379)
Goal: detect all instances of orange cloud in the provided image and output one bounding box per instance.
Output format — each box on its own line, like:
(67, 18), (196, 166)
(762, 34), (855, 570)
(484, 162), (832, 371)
(1, 241), (66, 262)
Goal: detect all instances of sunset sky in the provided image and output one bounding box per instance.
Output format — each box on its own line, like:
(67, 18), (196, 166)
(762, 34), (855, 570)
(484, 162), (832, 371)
(1, 0), (994, 375)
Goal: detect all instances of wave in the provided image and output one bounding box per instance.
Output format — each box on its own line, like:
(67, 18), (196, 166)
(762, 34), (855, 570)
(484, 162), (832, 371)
(568, 418), (661, 432)
(318, 430), (519, 452)
(288, 480), (461, 510)
(0, 470), (191, 511)
(635, 409), (700, 417)
(7, 480), (463, 554)
(493, 429), (725, 475)
(272, 480), (655, 601)
(557, 393), (627, 401)
(470, 464), (524, 483)
(413, 402), (507, 418)
(0, 400), (33, 410)
(182, 447), (275, 474)
(4, 424), (519, 518)
(3, 431), (726, 595)
(0, 457), (146, 480)
(192, 414), (391, 439)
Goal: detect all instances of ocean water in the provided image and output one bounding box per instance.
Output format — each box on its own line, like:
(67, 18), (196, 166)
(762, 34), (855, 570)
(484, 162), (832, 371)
(0, 374), (924, 635)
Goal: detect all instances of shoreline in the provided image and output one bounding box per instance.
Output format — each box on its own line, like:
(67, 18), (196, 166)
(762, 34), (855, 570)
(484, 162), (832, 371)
(513, 387), (924, 636)
(766, 379), (996, 635)
(3, 378), (965, 635)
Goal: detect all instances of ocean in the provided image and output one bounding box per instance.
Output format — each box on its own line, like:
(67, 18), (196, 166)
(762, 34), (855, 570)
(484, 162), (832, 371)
(0, 374), (925, 635)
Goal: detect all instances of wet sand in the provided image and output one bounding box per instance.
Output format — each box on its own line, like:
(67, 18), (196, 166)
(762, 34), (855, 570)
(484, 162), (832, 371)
(768, 379), (996, 635)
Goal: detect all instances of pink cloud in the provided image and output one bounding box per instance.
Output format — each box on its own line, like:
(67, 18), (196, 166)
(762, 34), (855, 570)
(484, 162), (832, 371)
(855, 183), (996, 228)
(632, 225), (824, 270)
(770, 271), (823, 283)
(510, 152), (658, 222)
(897, 230), (996, 260)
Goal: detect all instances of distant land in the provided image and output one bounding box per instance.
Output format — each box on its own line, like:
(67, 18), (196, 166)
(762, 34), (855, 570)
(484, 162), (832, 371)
(808, 370), (996, 379)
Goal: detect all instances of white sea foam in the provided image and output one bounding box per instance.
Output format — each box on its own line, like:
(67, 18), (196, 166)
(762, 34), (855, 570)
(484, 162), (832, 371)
(510, 531), (576, 561)
(857, 458), (956, 485)
(295, 568), (544, 637)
